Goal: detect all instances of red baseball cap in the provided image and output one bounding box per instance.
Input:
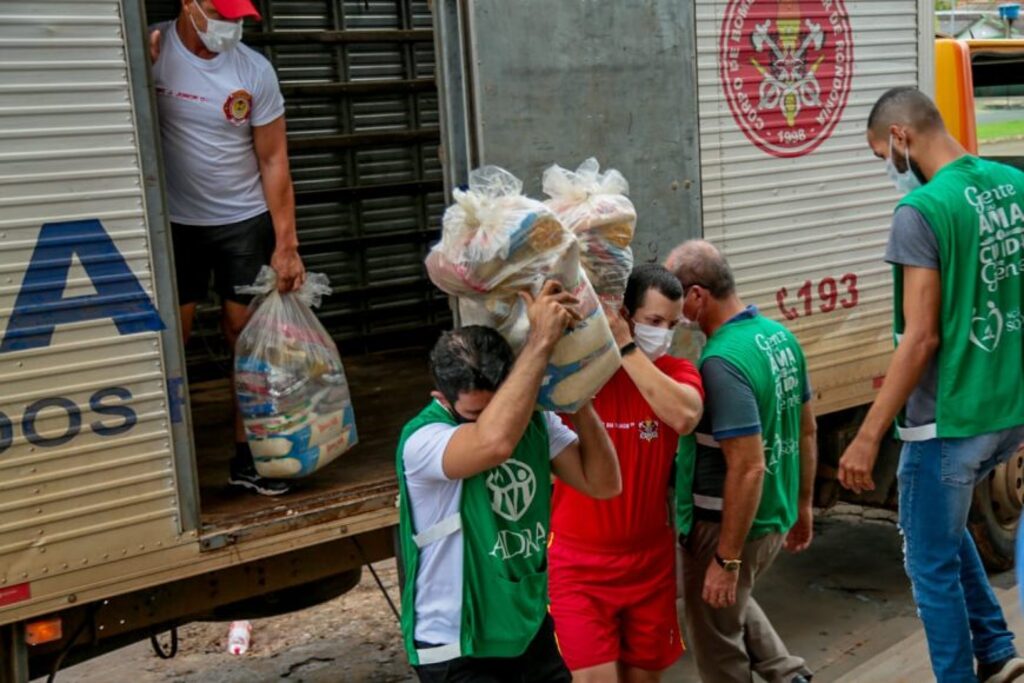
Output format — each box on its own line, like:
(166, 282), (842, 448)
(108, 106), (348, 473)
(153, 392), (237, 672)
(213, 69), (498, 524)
(210, 0), (262, 21)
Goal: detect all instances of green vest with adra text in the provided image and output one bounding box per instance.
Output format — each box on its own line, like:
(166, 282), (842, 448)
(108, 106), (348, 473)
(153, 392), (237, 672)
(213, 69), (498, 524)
(676, 315), (806, 539)
(396, 400), (551, 665)
(894, 156), (1024, 438)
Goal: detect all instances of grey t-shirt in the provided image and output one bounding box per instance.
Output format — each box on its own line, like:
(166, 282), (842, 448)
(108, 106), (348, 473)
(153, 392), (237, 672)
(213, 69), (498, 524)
(884, 205), (939, 427)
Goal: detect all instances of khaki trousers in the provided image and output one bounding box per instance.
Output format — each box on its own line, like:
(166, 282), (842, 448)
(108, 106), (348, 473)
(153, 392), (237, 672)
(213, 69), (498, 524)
(680, 520), (811, 683)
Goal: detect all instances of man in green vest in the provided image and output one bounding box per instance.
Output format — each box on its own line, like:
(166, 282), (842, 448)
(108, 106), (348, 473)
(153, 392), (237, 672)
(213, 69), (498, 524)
(397, 280), (621, 682)
(667, 240), (816, 683)
(838, 87), (1024, 683)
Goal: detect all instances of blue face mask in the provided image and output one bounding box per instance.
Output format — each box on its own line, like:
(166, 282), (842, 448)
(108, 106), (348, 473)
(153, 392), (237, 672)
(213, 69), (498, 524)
(886, 134), (922, 196)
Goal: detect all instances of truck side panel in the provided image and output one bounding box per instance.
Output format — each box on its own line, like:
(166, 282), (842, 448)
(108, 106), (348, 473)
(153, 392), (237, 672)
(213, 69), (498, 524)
(0, 0), (187, 618)
(695, 0), (931, 413)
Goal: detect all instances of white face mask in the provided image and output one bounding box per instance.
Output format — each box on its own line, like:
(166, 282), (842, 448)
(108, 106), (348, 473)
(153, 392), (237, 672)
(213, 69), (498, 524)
(633, 322), (674, 360)
(189, 1), (243, 53)
(886, 134), (922, 196)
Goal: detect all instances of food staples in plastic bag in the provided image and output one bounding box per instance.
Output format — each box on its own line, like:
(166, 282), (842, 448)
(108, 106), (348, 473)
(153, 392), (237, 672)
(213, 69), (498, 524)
(425, 166), (621, 412)
(543, 158), (636, 304)
(234, 267), (357, 478)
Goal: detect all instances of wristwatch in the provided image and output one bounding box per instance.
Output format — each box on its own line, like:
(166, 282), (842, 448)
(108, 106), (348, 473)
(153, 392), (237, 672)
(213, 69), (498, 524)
(620, 341), (638, 356)
(714, 553), (742, 572)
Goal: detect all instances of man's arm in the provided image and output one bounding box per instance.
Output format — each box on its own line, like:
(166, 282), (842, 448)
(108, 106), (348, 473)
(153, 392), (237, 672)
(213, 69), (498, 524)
(785, 400), (817, 553)
(607, 307), (703, 434)
(703, 434), (764, 609)
(550, 403), (621, 499)
(717, 435), (766, 559)
(252, 117), (305, 292)
(441, 283), (579, 480)
(838, 266), (940, 493)
(621, 352), (703, 434)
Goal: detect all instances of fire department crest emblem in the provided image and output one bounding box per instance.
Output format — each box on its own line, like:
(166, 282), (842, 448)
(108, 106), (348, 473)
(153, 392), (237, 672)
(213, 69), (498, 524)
(720, 0), (853, 158)
(223, 89), (253, 126)
(639, 419), (659, 443)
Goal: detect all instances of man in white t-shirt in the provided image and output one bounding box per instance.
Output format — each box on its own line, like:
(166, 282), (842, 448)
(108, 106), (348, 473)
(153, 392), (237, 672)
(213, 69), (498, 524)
(150, 0), (305, 495)
(396, 282), (622, 682)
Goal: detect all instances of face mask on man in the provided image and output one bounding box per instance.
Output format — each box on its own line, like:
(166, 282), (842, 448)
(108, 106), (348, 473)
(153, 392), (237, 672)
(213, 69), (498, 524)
(189, 1), (243, 53)
(633, 323), (674, 360)
(886, 134), (922, 196)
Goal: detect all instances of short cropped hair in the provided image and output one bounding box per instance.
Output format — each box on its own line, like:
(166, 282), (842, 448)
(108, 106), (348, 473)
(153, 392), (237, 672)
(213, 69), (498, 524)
(867, 87), (945, 136)
(429, 325), (515, 403)
(623, 264), (684, 316)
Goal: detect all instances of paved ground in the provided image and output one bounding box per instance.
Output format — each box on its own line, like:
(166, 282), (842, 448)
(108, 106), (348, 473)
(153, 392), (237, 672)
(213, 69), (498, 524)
(50, 506), (1018, 683)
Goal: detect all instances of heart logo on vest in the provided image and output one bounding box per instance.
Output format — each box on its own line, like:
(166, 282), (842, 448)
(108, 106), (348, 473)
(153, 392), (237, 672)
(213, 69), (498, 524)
(486, 460), (537, 523)
(969, 301), (1004, 353)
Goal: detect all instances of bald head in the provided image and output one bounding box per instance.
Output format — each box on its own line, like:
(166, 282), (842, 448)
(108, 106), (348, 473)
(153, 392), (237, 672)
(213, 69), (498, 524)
(665, 240), (735, 299)
(867, 87), (945, 138)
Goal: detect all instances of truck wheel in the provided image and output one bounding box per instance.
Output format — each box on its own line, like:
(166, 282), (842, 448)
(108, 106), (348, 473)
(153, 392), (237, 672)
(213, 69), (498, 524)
(969, 448), (1024, 572)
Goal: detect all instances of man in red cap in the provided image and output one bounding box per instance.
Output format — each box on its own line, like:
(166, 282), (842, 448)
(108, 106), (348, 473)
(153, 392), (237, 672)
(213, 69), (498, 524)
(150, 1), (306, 496)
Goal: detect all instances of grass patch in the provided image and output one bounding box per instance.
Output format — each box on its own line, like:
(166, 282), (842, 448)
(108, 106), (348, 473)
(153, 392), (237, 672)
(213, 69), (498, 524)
(977, 118), (1024, 142)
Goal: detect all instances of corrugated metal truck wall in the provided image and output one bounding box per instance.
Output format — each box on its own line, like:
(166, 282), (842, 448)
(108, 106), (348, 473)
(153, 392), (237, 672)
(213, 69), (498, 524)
(695, 0), (929, 413)
(146, 1), (450, 381)
(0, 1), (184, 606)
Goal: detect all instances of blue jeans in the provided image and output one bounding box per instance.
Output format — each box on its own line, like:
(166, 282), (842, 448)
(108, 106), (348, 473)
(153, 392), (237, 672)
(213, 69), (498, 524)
(898, 425), (1024, 683)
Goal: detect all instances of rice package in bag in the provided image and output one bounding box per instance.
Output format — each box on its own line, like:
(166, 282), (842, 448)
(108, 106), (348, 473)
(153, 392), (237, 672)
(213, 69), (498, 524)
(235, 267), (357, 479)
(543, 158), (636, 304)
(425, 166), (620, 413)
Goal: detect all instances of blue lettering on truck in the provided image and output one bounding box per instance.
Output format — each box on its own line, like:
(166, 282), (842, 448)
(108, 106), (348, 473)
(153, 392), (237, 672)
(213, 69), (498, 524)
(0, 219), (164, 353)
(0, 219), (167, 453)
(0, 387), (137, 456)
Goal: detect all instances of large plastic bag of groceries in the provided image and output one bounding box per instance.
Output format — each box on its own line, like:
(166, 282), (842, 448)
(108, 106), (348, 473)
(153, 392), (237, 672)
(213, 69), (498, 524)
(543, 158), (636, 304)
(426, 166), (620, 413)
(234, 267), (357, 479)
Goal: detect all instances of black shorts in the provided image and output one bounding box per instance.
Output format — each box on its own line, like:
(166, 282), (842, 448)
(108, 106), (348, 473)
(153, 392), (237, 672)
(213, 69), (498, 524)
(414, 615), (571, 683)
(171, 212), (275, 305)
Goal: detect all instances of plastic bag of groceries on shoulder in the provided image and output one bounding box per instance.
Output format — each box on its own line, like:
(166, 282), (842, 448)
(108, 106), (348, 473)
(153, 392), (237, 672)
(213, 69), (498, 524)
(425, 165), (620, 413)
(543, 158), (636, 305)
(234, 266), (357, 479)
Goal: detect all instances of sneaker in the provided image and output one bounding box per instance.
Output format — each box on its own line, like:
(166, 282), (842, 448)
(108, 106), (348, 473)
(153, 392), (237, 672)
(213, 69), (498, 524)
(980, 657), (1024, 683)
(228, 455), (292, 496)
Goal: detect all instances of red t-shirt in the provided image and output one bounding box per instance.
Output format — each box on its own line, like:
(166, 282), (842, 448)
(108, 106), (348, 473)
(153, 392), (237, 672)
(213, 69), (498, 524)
(551, 355), (704, 553)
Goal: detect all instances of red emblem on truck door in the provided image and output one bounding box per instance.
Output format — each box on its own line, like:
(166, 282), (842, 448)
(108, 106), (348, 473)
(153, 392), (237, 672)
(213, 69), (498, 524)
(720, 0), (853, 158)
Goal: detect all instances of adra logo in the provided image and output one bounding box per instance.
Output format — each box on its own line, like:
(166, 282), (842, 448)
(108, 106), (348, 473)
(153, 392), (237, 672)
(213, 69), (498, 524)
(0, 219), (164, 353)
(486, 460), (536, 523)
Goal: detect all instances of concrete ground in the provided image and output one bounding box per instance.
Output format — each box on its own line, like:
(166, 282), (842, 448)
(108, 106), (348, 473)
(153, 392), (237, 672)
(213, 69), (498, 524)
(50, 507), (1018, 682)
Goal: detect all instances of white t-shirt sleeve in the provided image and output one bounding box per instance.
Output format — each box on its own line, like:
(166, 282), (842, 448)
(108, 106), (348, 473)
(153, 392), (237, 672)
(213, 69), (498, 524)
(402, 423), (460, 484)
(544, 411), (579, 460)
(250, 57), (285, 126)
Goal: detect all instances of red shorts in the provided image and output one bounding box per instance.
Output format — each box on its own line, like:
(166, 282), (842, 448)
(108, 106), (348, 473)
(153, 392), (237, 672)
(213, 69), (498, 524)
(548, 534), (684, 672)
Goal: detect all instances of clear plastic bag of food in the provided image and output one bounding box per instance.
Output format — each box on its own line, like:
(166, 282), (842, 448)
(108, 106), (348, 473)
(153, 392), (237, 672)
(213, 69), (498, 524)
(426, 166), (575, 348)
(426, 166), (620, 412)
(543, 158), (636, 304)
(234, 267), (357, 478)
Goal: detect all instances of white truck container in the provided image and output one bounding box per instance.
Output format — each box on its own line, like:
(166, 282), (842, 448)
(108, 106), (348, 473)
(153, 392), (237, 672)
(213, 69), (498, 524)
(0, 2), (440, 680)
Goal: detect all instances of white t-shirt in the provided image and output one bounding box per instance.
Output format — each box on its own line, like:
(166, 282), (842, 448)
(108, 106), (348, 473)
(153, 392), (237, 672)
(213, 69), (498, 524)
(152, 21), (285, 226)
(402, 405), (579, 645)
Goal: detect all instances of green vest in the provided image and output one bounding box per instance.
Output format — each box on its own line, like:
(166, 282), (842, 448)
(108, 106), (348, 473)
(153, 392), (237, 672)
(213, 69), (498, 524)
(396, 401), (551, 665)
(894, 156), (1024, 439)
(676, 314), (806, 539)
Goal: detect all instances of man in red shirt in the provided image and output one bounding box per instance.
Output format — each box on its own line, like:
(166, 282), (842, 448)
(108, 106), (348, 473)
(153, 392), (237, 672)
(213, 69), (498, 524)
(550, 264), (705, 682)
